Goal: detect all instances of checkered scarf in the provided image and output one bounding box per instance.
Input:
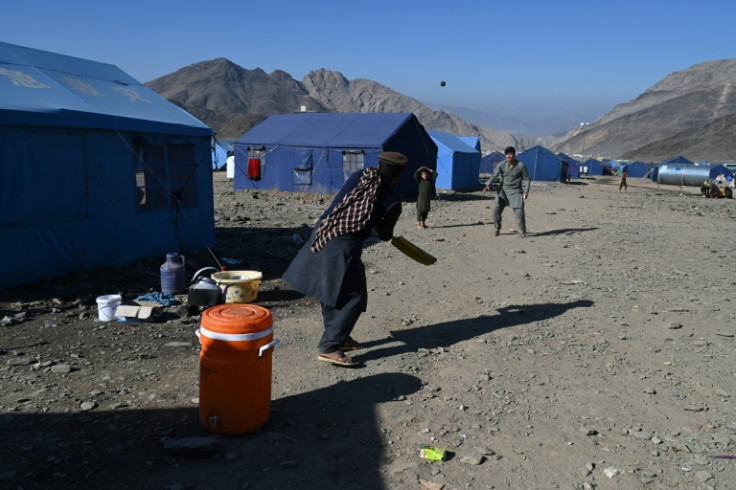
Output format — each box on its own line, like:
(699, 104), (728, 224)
(311, 167), (382, 253)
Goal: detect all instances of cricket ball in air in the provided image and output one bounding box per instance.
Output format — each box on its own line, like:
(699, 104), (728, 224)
(440, 81), (446, 87)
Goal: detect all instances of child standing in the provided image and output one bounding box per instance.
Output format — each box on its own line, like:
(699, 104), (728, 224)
(619, 167), (628, 191)
(414, 165), (438, 229)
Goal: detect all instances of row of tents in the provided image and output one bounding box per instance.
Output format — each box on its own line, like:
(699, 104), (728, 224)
(230, 115), (595, 194)
(229, 116), (734, 195)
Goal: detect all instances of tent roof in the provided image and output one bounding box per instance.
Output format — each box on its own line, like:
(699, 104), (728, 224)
(557, 152), (580, 165)
(709, 164), (733, 179)
(0, 41), (210, 136)
(518, 145), (561, 160)
(427, 130), (479, 153)
(457, 136), (481, 151)
(237, 112), (416, 147)
(661, 155), (694, 165)
(481, 151), (505, 163)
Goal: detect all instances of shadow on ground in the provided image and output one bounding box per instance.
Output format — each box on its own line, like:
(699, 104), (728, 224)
(527, 227), (599, 237)
(0, 225), (303, 305)
(358, 300), (594, 362)
(1, 372), (422, 489)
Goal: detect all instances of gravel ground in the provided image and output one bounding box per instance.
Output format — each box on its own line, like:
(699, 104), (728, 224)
(1, 172), (735, 490)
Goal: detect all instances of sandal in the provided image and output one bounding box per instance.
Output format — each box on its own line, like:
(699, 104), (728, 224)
(317, 351), (358, 367)
(339, 336), (363, 351)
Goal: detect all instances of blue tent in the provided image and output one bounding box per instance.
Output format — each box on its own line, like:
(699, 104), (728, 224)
(427, 130), (481, 190)
(516, 145), (566, 182)
(0, 42), (214, 290)
(480, 152), (504, 174)
(234, 112), (437, 198)
(709, 164), (733, 180)
(213, 140), (228, 170)
(661, 155), (694, 165)
(557, 152), (581, 180)
(458, 136), (481, 152)
(582, 158), (605, 176)
(625, 162), (651, 178)
(609, 161), (624, 174)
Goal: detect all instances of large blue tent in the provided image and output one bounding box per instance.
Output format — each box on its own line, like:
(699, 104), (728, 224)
(480, 152), (504, 174)
(516, 146), (566, 182)
(623, 162), (649, 178)
(582, 158), (605, 176)
(0, 42), (214, 289)
(234, 112), (437, 198)
(557, 152), (581, 180)
(427, 130), (481, 190)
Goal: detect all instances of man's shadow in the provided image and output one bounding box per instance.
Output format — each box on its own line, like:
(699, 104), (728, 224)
(358, 300), (594, 361)
(528, 227), (598, 237)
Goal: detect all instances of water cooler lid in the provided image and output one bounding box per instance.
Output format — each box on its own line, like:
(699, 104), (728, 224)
(201, 304), (272, 335)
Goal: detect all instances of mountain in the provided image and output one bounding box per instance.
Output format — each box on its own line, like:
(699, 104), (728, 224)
(146, 59), (516, 152)
(551, 59), (736, 162)
(301, 69), (516, 151)
(424, 102), (593, 137)
(147, 57), (736, 163)
(146, 58), (324, 137)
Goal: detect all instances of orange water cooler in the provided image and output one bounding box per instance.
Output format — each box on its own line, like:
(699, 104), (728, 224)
(197, 304), (280, 434)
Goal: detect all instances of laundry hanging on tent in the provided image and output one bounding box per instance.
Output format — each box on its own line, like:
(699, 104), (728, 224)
(247, 158), (261, 180)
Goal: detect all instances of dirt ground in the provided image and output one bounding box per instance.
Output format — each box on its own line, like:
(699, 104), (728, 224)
(2, 172), (735, 490)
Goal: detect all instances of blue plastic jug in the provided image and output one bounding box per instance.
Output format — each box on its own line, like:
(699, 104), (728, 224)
(160, 253), (186, 293)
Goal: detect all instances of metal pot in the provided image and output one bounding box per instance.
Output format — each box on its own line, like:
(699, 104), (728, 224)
(188, 267), (226, 307)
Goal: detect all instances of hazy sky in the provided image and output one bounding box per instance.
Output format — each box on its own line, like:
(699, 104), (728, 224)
(4, 0), (734, 121)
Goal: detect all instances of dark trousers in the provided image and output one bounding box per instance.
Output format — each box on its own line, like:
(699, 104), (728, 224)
(319, 257), (367, 354)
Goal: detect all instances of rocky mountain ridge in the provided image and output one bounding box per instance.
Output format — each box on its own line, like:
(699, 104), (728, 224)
(551, 58), (736, 162)
(147, 57), (736, 162)
(147, 59), (515, 153)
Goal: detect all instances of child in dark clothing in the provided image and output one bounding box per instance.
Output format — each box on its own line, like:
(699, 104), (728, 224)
(619, 168), (628, 191)
(414, 166), (438, 229)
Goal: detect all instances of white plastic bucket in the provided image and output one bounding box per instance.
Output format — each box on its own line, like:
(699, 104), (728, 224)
(96, 294), (122, 322)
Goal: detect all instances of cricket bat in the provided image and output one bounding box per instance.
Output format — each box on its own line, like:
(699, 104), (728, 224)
(390, 236), (437, 265)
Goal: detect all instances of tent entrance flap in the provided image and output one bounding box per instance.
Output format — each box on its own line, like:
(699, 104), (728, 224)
(292, 148), (313, 185)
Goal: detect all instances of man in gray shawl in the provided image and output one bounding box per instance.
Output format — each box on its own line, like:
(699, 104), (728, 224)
(483, 146), (531, 237)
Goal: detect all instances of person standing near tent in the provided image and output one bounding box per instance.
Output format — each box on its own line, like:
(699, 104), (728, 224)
(283, 151), (408, 367)
(483, 146), (531, 237)
(414, 165), (438, 229)
(619, 167), (628, 191)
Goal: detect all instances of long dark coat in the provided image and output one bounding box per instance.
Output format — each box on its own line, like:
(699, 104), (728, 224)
(414, 168), (438, 214)
(282, 169), (401, 308)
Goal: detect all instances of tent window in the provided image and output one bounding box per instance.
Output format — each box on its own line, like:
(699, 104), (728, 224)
(342, 151), (364, 182)
(136, 141), (198, 211)
(247, 147), (265, 180)
(292, 148), (312, 185)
